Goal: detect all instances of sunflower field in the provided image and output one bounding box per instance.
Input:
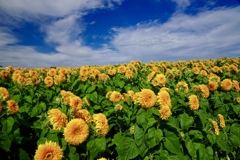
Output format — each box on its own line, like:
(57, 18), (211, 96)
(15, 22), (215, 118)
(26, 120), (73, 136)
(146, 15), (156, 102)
(0, 57), (240, 160)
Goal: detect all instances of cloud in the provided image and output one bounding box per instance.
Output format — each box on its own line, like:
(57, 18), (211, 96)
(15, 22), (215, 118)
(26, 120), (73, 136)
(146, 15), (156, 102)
(111, 6), (240, 62)
(0, 0), (239, 68)
(172, 0), (191, 11)
(0, 0), (106, 17)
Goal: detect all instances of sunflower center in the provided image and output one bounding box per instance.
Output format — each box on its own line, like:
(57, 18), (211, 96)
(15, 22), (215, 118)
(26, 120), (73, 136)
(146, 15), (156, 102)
(44, 152), (53, 160)
(74, 129), (81, 134)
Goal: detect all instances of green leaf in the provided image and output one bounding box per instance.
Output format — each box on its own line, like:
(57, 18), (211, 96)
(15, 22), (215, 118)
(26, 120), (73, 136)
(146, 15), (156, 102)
(167, 117), (180, 132)
(2, 117), (14, 134)
(146, 127), (163, 149)
(229, 134), (240, 148)
(118, 81), (125, 89)
(216, 133), (228, 151)
(146, 118), (157, 130)
(178, 113), (194, 130)
(185, 136), (196, 158)
(134, 125), (148, 156)
(24, 96), (32, 104)
(136, 109), (147, 128)
(19, 148), (30, 160)
(86, 85), (96, 93)
(87, 137), (106, 159)
(188, 130), (203, 140)
(163, 130), (182, 155)
(196, 110), (208, 129)
(68, 145), (79, 160)
(198, 144), (213, 160)
(71, 79), (80, 90)
(38, 102), (47, 112)
(116, 137), (140, 160)
(0, 133), (11, 152)
(37, 138), (48, 145)
(11, 95), (21, 103)
(47, 133), (59, 143)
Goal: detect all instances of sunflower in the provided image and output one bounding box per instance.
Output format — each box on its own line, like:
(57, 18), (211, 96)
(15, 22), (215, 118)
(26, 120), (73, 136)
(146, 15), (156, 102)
(48, 108), (68, 130)
(44, 76), (54, 87)
(64, 118), (89, 145)
(232, 80), (239, 92)
(192, 67), (200, 74)
(208, 73), (220, 83)
(99, 73), (109, 81)
(80, 66), (90, 76)
(108, 69), (116, 76)
(74, 109), (92, 123)
(217, 114), (225, 128)
(0, 87), (10, 100)
(159, 105), (172, 120)
(69, 96), (83, 110)
(153, 74), (167, 87)
(109, 91), (122, 103)
(125, 70), (133, 78)
(7, 100), (19, 114)
(115, 104), (123, 111)
(199, 70), (208, 76)
(117, 65), (126, 74)
(157, 90), (171, 108)
(97, 158), (107, 160)
(211, 120), (219, 136)
(208, 81), (218, 91)
(199, 84), (209, 98)
(221, 79), (232, 91)
(147, 71), (156, 82)
(188, 95), (199, 111)
(176, 82), (188, 93)
(93, 113), (109, 136)
(137, 89), (157, 109)
(47, 68), (57, 77)
(34, 141), (63, 160)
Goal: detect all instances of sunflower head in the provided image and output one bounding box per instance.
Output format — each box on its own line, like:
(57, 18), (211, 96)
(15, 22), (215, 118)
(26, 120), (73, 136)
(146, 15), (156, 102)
(137, 89), (157, 109)
(34, 141), (63, 160)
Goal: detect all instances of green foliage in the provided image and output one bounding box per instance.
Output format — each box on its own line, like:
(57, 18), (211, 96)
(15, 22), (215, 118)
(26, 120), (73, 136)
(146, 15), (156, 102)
(0, 57), (240, 159)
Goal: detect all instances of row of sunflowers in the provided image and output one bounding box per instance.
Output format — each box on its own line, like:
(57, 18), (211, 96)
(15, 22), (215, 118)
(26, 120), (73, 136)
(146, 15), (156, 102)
(0, 57), (240, 160)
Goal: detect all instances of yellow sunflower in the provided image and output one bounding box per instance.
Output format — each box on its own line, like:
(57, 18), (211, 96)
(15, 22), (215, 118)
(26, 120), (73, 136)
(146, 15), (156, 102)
(176, 82), (189, 93)
(211, 120), (219, 136)
(44, 76), (54, 87)
(188, 95), (199, 111)
(69, 96), (83, 110)
(137, 89), (157, 109)
(34, 141), (63, 160)
(64, 118), (89, 145)
(7, 100), (19, 114)
(208, 81), (218, 91)
(0, 87), (10, 100)
(221, 79), (232, 91)
(217, 114), (225, 128)
(199, 84), (209, 98)
(109, 91), (122, 103)
(157, 90), (171, 108)
(93, 113), (109, 136)
(47, 108), (68, 130)
(74, 109), (92, 123)
(159, 105), (172, 120)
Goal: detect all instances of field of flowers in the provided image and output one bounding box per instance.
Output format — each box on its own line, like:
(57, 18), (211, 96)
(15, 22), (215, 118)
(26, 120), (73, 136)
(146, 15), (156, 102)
(0, 57), (240, 160)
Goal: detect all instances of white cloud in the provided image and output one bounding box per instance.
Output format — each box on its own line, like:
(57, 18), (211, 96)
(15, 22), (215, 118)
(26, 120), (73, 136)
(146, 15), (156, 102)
(0, 0), (106, 17)
(111, 6), (240, 62)
(0, 0), (239, 68)
(172, 0), (191, 11)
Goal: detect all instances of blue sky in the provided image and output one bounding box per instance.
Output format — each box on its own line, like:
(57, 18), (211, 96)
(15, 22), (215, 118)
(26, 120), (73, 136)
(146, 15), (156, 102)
(0, 0), (239, 68)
